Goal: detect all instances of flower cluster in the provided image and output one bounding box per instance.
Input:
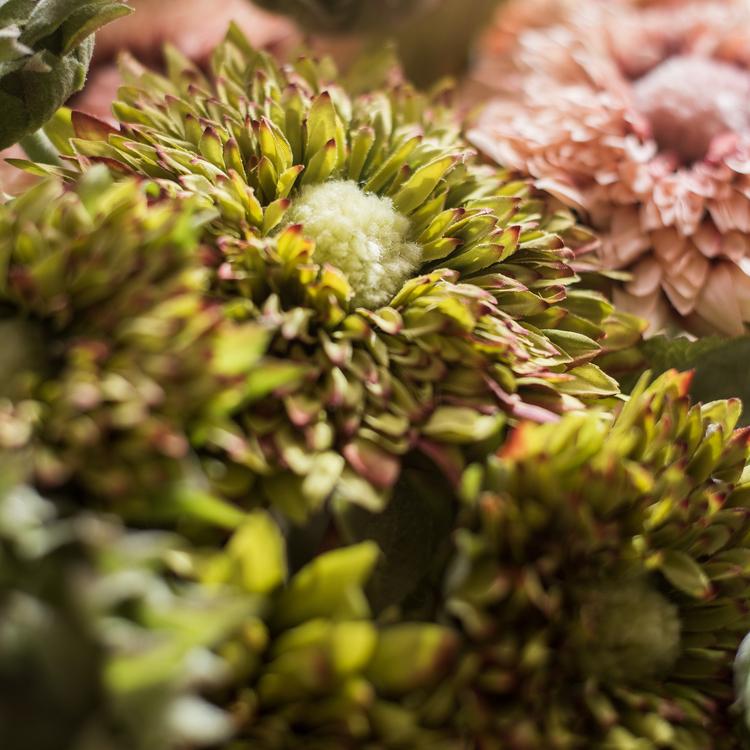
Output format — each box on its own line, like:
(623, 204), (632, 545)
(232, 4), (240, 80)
(445, 370), (750, 747)
(40, 28), (641, 517)
(0, 167), (282, 508)
(2, 9), (750, 750)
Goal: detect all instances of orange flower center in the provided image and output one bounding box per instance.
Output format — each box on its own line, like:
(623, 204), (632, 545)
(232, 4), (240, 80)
(633, 55), (750, 164)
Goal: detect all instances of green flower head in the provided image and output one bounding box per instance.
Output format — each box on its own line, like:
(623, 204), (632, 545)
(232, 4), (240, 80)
(1, 439), (465, 750)
(0, 167), (278, 507)
(445, 370), (750, 748)
(43, 27), (642, 518)
(0, 0), (130, 150)
(178, 509), (460, 749)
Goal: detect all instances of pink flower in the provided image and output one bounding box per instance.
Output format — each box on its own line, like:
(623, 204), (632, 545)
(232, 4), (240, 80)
(93, 0), (296, 67)
(74, 1), (300, 123)
(469, 0), (750, 335)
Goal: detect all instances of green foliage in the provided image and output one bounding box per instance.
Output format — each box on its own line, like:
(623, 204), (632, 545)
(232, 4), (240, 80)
(0, 0), (130, 149)
(623, 335), (750, 426)
(0, 461), (247, 750)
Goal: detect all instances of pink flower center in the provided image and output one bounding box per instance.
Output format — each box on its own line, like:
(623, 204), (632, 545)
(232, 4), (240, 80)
(632, 55), (750, 164)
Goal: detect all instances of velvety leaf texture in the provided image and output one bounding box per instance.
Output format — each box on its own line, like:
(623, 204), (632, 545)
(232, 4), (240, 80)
(0, 0), (130, 149)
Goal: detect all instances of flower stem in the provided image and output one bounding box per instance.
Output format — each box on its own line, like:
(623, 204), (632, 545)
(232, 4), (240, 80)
(19, 129), (62, 167)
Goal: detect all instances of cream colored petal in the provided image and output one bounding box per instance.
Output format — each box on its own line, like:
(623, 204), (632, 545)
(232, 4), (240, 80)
(534, 177), (587, 212)
(613, 285), (671, 334)
(606, 206), (651, 266)
(661, 246), (709, 307)
(719, 230), (750, 264)
(625, 256), (663, 296)
(466, 122), (527, 173)
(733, 264), (750, 321)
(709, 197), (740, 234)
(694, 262), (747, 336)
(662, 279), (699, 317)
(692, 221), (723, 258)
(651, 227), (685, 263)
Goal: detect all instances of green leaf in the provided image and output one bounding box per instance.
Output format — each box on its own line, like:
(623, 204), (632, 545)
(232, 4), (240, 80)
(165, 486), (246, 530)
(393, 154), (458, 215)
(556, 363), (620, 397)
(0, 0), (131, 149)
(623, 335), (750, 425)
(213, 324), (270, 377)
(226, 511), (287, 595)
(337, 461), (457, 612)
(422, 406), (505, 444)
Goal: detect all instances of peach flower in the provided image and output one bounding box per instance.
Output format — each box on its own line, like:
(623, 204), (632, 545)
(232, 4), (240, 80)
(93, 0), (296, 67)
(469, 0), (750, 335)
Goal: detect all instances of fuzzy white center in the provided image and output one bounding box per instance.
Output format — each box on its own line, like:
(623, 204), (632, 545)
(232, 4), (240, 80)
(633, 55), (750, 163)
(286, 180), (422, 309)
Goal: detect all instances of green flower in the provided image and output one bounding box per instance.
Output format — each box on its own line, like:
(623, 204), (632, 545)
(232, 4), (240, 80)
(0, 167), (283, 509)
(190, 510), (460, 749)
(444, 370), (750, 748)
(2, 443), (462, 750)
(46, 27), (641, 518)
(0, 0), (130, 150)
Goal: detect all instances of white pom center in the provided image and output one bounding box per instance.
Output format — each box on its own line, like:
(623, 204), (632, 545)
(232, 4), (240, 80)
(286, 180), (423, 309)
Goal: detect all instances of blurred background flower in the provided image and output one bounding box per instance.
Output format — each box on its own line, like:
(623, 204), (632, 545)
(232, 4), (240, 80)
(78, 0), (298, 121)
(468, 0), (750, 336)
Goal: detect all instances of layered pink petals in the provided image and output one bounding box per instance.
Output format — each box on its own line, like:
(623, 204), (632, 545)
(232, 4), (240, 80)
(469, 0), (750, 335)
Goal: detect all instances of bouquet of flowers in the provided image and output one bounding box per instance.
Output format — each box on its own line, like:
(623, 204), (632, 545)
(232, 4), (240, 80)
(2, 1), (750, 748)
